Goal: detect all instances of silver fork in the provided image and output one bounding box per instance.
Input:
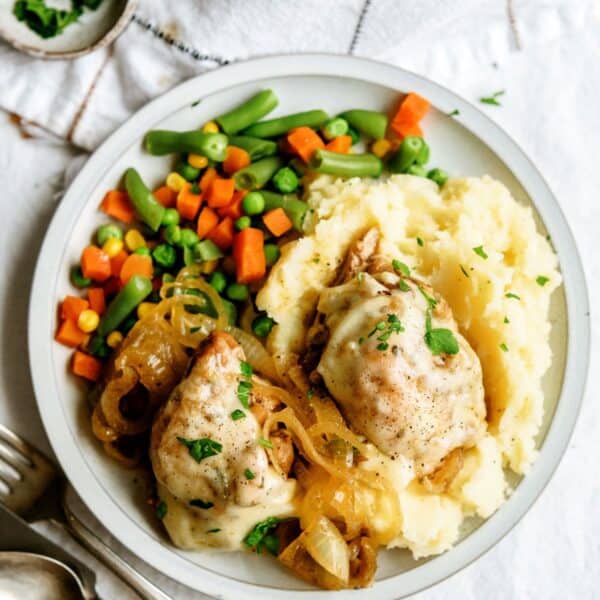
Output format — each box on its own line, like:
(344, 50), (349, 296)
(0, 424), (172, 600)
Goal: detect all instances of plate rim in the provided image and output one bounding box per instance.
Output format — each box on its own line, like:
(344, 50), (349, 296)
(28, 53), (590, 599)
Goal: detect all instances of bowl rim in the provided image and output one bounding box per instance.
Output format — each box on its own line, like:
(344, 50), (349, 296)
(28, 53), (590, 599)
(0, 0), (137, 60)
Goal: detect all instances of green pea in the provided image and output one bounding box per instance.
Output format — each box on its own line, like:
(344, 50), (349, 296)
(252, 314), (275, 338)
(264, 243), (280, 266)
(134, 247), (151, 256)
(180, 228), (199, 247)
(161, 208), (180, 226)
(272, 167), (299, 193)
(242, 191), (265, 216)
(163, 224), (182, 246)
(209, 272), (227, 294)
(152, 243), (176, 268)
(176, 160), (201, 182)
(70, 266), (91, 289)
(96, 224), (123, 246)
(235, 216), (252, 231)
(406, 164), (427, 177)
(226, 282), (249, 302)
(427, 168), (449, 187)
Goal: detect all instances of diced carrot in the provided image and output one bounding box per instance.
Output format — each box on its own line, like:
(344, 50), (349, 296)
(393, 92), (430, 125)
(199, 167), (218, 192)
(56, 319), (87, 348)
(390, 119), (423, 139)
(154, 185), (178, 208)
(103, 277), (122, 299)
(233, 228), (266, 284)
(207, 217), (235, 250)
(287, 127), (325, 162)
(325, 135), (352, 154)
(205, 178), (235, 208)
(223, 146), (251, 175)
(119, 254), (153, 285)
(72, 350), (103, 382)
(262, 208), (293, 237)
(61, 296), (89, 322)
(218, 190), (247, 220)
(176, 184), (203, 221)
(197, 207), (219, 238)
(100, 190), (135, 224)
(110, 250), (129, 277)
(81, 246), (111, 282)
(87, 288), (106, 315)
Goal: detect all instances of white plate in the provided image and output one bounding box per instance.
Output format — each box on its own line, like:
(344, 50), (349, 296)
(28, 55), (590, 599)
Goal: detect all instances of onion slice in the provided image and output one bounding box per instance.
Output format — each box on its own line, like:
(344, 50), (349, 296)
(303, 516), (350, 583)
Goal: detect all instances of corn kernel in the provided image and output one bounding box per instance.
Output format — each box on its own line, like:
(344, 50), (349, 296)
(102, 237), (124, 258)
(202, 121), (219, 133)
(199, 259), (218, 274)
(106, 331), (124, 348)
(371, 138), (392, 158)
(166, 172), (187, 192)
(137, 302), (156, 320)
(188, 154), (209, 170)
(124, 229), (146, 252)
(77, 309), (100, 333)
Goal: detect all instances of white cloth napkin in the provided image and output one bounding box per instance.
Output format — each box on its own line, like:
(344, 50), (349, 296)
(1, 1), (599, 599)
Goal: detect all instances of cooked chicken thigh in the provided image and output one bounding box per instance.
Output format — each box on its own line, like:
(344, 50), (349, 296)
(315, 231), (486, 476)
(151, 333), (296, 548)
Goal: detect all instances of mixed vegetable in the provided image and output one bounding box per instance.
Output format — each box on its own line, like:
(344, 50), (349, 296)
(56, 88), (447, 381)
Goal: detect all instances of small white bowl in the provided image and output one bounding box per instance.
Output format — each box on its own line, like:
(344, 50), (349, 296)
(0, 0), (136, 59)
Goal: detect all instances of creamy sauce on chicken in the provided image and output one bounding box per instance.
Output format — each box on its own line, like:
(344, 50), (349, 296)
(316, 270), (486, 476)
(150, 333), (296, 549)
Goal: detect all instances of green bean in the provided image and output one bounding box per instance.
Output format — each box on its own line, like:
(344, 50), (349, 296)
(98, 275), (152, 336)
(257, 191), (307, 231)
(264, 244), (280, 266)
(216, 90), (278, 135)
(406, 164), (427, 177)
(347, 126), (360, 145)
(144, 131), (228, 161)
(416, 140), (430, 166)
(118, 314), (138, 335)
(242, 110), (328, 138)
(387, 136), (425, 174)
(288, 158), (307, 176)
(194, 240), (223, 261)
(272, 167), (298, 193)
(124, 168), (165, 232)
(427, 168), (449, 186)
(96, 224), (122, 246)
(310, 149), (382, 178)
(228, 136), (278, 161)
(234, 156), (283, 190)
(259, 191), (284, 211)
(339, 110), (388, 140)
(222, 299), (238, 326)
(70, 266), (91, 289)
(321, 117), (349, 141)
(87, 334), (111, 359)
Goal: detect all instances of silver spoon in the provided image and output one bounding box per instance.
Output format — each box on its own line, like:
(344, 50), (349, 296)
(0, 551), (88, 600)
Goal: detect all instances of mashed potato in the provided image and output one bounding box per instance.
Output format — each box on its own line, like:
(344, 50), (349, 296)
(257, 174), (559, 558)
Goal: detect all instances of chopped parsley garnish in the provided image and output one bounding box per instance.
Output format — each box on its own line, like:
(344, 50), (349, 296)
(505, 292), (521, 300)
(244, 468), (255, 480)
(177, 437), (223, 463)
(424, 310), (459, 356)
(258, 437), (273, 449)
(190, 499), (214, 509)
(472, 245), (488, 259)
(240, 360), (253, 378)
(377, 342), (389, 351)
(416, 237), (424, 247)
(504, 316), (510, 324)
(243, 517), (281, 555)
(156, 501), (167, 520)
(392, 259), (411, 277)
(358, 336), (366, 344)
(500, 343), (509, 352)
(237, 381), (252, 408)
(231, 409), (246, 421)
(367, 321), (386, 337)
(448, 109), (460, 117)
(312, 256), (321, 264)
(366, 314), (404, 352)
(536, 276), (550, 287)
(398, 279), (411, 292)
(206, 528), (221, 533)
(307, 388), (314, 400)
(479, 90), (505, 106)
(418, 287), (438, 309)
(356, 271), (365, 283)
(460, 265), (470, 278)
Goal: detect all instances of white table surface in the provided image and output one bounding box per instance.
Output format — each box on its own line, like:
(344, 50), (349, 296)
(1, 35), (600, 600)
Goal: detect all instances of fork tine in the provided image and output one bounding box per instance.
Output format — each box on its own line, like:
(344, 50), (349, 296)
(0, 473), (12, 495)
(0, 424), (34, 468)
(0, 456), (22, 483)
